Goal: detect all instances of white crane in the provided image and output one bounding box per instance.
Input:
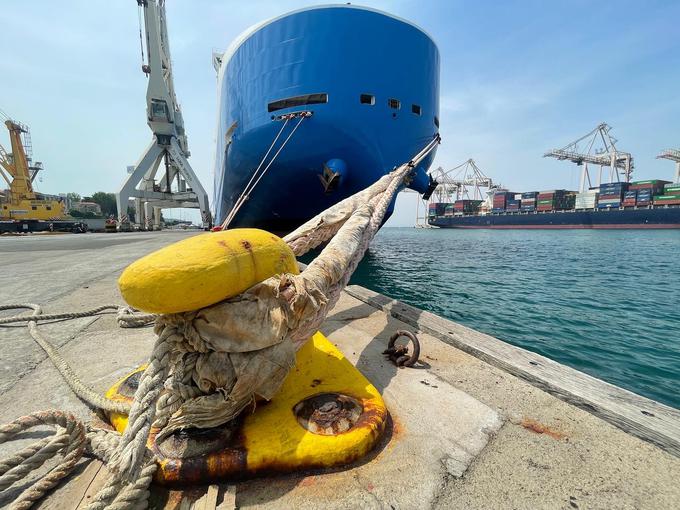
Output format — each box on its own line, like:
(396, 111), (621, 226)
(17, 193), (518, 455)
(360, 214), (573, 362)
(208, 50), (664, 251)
(657, 149), (680, 183)
(544, 123), (633, 193)
(430, 159), (496, 202)
(116, 0), (212, 230)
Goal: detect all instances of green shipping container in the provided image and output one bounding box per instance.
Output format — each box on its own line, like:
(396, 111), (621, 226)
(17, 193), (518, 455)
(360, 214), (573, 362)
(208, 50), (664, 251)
(632, 179), (664, 185)
(537, 199), (553, 205)
(654, 194), (680, 200)
(664, 186), (680, 193)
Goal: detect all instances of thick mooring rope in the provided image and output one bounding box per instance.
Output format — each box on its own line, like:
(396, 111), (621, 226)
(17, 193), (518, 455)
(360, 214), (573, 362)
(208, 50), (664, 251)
(0, 304), (154, 414)
(0, 410), (86, 510)
(0, 304), (156, 509)
(0, 135), (440, 509)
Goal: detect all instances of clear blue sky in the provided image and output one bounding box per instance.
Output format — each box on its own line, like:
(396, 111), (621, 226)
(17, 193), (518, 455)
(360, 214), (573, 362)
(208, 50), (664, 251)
(1, 1), (678, 225)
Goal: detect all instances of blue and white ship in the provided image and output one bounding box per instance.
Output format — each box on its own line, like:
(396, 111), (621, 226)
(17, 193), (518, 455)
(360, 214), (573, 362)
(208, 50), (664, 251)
(212, 5), (439, 232)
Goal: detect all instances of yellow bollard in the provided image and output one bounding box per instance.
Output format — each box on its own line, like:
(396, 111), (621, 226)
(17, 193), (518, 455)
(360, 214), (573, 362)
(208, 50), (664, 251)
(105, 332), (387, 483)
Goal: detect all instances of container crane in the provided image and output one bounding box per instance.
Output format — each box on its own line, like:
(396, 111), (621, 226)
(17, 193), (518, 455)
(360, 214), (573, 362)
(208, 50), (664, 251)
(0, 110), (65, 221)
(657, 149), (680, 183)
(116, 0), (212, 230)
(430, 159), (496, 202)
(544, 123), (633, 193)
(414, 159), (496, 224)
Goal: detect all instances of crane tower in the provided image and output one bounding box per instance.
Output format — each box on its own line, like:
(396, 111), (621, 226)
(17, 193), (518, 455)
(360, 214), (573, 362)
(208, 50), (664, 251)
(0, 110), (65, 220)
(544, 123), (633, 192)
(116, 0), (212, 230)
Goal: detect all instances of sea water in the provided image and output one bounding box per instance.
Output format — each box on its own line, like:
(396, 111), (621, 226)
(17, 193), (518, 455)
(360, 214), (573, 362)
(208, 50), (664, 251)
(350, 228), (680, 409)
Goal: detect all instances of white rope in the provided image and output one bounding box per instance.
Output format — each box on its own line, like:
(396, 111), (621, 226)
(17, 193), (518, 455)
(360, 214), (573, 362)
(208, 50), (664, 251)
(0, 410), (86, 510)
(0, 304), (155, 414)
(0, 303), (157, 509)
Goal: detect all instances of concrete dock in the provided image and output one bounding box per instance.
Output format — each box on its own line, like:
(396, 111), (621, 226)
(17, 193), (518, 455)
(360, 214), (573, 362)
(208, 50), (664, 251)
(1, 231), (679, 509)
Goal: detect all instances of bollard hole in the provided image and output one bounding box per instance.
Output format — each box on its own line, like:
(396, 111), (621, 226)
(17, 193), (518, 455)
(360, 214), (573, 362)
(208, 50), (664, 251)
(293, 393), (363, 435)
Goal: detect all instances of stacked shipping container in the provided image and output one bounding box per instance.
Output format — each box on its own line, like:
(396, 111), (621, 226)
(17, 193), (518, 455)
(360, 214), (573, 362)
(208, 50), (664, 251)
(622, 191), (637, 207)
(537, 190), (573, 211)
(428, 203), (449, 218)
(428, 178), (680, 219)
(654, 181), (680, 206)
(575, 189), (597, 209)
(597, 181), (629, 208)
(521, 191), (538, 211)
(506, 199), (521, 211)
(492, 191), (516, 212)
(454, 200), (482, 214)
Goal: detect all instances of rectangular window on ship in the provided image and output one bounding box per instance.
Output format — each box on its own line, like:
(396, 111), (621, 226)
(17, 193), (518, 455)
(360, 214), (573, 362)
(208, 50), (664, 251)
(360, 94), (375, 105)
(267, 93), (328, 113)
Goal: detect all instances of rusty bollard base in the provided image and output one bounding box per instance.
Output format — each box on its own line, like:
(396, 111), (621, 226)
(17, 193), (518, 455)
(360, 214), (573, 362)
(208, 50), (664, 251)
(104, 331), (388, 484)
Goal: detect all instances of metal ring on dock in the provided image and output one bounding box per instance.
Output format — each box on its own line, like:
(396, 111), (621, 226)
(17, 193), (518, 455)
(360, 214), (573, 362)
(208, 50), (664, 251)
(387, 330), (421, 367)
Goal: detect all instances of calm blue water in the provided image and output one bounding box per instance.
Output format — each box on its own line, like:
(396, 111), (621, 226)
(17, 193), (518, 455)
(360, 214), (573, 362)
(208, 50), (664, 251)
(349, 228), (680, 409)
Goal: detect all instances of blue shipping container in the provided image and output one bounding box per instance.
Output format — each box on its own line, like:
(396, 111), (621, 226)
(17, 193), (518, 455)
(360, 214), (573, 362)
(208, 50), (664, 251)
(600, 183), (629, 191)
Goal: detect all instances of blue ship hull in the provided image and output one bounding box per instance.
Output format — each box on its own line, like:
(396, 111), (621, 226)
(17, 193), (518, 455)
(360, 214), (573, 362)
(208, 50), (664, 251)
(429, 207), (680, 229)
(213, 6), (439, 232)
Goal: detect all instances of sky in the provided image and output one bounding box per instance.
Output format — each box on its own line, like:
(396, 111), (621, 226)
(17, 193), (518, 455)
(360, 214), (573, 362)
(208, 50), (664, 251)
(1, 1), (678, 226)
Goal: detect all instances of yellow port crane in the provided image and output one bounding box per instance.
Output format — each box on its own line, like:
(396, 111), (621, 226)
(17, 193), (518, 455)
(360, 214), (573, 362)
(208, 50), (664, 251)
(0, 111), (66, 220)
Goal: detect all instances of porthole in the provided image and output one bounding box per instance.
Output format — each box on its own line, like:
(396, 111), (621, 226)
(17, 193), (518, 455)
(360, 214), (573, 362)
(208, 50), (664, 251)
(412, 104), (422, 116)
(388, 98), (401, 109)
(434, 116), (440, 128)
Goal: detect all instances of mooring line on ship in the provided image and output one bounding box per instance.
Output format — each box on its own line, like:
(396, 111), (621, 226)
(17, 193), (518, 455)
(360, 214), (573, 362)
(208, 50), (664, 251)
(222, 112), (311, 229)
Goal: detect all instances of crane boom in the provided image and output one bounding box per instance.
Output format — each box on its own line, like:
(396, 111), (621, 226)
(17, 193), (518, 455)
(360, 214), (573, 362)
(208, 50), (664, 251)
(657, 149), (680, 183)
(0, 112), (66, 221)
(0, 121), (34, 200)
(116, 0), (212, 230)
(544, 123), (633, 192)
(430, 159), (496, 202)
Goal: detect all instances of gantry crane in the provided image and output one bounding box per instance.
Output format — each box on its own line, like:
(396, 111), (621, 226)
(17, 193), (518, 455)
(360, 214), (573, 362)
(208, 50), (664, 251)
(657, 149), (680, 183)
(430, 159), (496, 202)
(544, 123), (633, 192)
(116, 0), (212, 231)
(0, 110), (65, 220)
(413, 159), (497, 225)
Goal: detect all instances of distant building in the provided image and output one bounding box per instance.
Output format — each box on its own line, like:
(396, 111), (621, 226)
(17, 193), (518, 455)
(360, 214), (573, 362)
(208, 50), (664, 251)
(72, 201), (102, 215)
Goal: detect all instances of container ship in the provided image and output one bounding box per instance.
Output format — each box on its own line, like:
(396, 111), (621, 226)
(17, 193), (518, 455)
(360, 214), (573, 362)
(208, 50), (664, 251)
(212, 5), (440, 232)
(428, 180), (680, 229)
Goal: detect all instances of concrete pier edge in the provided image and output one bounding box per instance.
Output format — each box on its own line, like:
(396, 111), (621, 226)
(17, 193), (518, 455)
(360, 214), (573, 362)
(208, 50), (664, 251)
(344, 284), (680, 457)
